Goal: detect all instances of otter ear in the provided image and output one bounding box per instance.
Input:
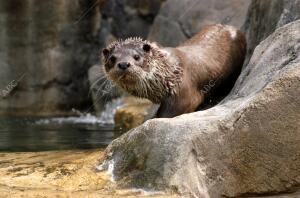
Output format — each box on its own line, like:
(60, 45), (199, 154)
(102, 48), (110, 58)
(143, 44), (151, 52)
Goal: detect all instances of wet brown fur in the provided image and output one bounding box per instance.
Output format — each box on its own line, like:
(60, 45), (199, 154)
(103, 24), (246, 118)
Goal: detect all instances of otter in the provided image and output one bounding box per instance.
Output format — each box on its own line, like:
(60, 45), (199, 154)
(102, 24), (246, 118)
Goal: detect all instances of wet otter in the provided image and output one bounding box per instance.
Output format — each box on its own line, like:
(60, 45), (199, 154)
(102, 24), (246, 118)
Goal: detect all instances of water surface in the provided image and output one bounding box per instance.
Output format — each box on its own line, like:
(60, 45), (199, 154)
(0, 99), (125, 152)
(0, 116), (123, 152)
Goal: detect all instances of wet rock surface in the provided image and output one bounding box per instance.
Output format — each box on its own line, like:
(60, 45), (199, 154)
(0, 150), (175, 198)
(114, 97), (158, 131)
(101, 18), (300, 197)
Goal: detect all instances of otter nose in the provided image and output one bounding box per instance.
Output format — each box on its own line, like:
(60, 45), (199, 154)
(118, 62), (130, 70)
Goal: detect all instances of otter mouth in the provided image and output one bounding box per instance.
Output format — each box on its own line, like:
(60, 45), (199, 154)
(118, 73), (137, 85)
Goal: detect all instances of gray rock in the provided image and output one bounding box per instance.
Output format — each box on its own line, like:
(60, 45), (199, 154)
(148, 0), (251, 46)
(243, 0), (300, 66)
(0, 0), (102, 116)
(101, 0), (164, 39)
(101, 20), (300, 197)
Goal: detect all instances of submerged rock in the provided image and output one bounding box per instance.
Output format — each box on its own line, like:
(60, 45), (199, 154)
(101, 19), (300, 197)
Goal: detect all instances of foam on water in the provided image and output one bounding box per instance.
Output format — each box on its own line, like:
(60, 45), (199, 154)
(128, 188), (166, 196)
(96, 160), (167, 196)
(36, 98), (123, 125)
(107, 159), (116, 182)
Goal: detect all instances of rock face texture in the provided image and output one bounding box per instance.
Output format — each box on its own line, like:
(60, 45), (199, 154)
(243, 0), (300, 65)
(148, 0), (251, 46)
(101, 18), (300, 198)
(0, 0), (101, 116)
(100, 0), (165, 39)
(0, 0), (164, 116)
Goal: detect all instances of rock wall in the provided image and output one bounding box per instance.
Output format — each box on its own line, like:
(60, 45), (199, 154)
(148, 0), (251, 46)
(100, 0), (165, 39)
(243, 0), (300, 65)
(100, 0), (300, 197)
(0, 0), (101, 116)
(0, 0), (164, 116)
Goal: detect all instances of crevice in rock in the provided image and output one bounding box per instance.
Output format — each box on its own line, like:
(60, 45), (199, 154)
(177, 20), (191, 39)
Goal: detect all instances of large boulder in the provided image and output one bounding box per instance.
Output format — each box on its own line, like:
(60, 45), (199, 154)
(148, 0), (251, 46)
(100, 18), (300, 197)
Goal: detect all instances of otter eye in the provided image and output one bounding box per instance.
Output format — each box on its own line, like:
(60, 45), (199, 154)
(133, 55), (140, 61)
(110, 56), (116, 63)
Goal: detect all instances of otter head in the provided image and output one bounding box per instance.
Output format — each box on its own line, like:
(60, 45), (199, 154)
(102, 38), (182, 103)
(102, 38), (152, 87)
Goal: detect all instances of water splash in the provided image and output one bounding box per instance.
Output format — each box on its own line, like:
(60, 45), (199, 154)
(107, 159), (116, 182)
(96, 159), (116, 182)
(97, 98), (124, 124)
(96, 160), (166, 196)
(36, 98), (124, 125)
(128, 189), (166, 196)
